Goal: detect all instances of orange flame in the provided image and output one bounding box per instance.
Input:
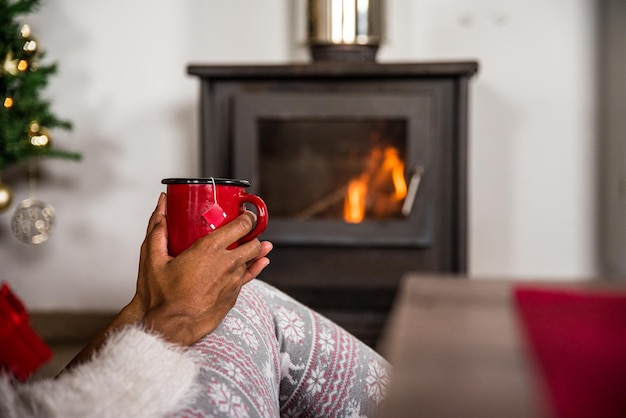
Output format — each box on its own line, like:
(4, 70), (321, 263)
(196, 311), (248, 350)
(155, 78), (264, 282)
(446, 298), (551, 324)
(344, 146), (407, 223)
(345, 176), (368, 223)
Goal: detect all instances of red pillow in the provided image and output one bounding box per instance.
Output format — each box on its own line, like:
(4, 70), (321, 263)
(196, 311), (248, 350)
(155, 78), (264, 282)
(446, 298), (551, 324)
(514, 286), (626, 418)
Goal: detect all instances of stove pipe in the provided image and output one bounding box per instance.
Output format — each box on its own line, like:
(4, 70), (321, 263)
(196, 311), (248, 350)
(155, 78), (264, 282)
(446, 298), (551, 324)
(306, 0), (384, 62)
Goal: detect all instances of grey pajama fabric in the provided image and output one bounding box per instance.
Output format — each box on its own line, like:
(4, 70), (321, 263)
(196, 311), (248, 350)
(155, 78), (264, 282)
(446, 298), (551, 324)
(168, 280), (391, 418)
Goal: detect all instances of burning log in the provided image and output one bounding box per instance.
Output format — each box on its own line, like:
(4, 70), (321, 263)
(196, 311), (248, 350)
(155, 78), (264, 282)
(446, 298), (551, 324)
(294, 185), (349, 220)
(294, 146), (414, 222)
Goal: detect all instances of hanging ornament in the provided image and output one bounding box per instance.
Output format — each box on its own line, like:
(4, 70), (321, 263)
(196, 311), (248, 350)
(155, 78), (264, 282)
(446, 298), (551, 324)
(28, 121), (51, 148)
(0, 182), (13, 213)
(11, 198), (55, 244)
(10, 162), (56, 244)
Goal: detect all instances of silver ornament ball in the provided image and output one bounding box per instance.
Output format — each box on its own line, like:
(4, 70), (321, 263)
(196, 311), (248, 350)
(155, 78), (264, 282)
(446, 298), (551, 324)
(11, 199), (56, 244)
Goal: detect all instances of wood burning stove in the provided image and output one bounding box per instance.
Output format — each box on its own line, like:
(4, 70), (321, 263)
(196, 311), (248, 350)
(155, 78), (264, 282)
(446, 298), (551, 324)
(188, 61), (478, 347)
(234, 92), (431, 247)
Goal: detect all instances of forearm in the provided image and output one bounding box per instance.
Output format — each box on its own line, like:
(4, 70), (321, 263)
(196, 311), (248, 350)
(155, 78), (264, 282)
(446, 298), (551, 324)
(61, 297), (210, 372)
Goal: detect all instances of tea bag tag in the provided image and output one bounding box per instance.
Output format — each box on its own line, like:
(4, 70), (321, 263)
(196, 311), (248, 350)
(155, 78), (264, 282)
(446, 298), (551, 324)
(202, 204), (228, 230)
(202, 177), (227, 230)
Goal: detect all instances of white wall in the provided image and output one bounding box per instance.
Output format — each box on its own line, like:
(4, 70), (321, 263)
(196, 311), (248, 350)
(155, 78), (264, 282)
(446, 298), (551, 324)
(377, 0), (598, 279)
(0, 0), (598, 311)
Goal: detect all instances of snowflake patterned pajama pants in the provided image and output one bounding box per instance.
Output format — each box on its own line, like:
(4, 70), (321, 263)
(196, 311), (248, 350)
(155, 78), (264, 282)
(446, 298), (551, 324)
(167, 279), (391, 418)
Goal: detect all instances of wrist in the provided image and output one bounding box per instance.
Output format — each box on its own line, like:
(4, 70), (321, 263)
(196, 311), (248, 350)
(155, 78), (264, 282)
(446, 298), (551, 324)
(117, 298), (146, 327)
(142, 309), (197, 346)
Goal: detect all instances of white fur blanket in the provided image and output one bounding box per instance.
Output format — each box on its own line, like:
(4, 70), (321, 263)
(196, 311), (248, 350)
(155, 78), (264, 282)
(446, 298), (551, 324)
(0, 325), (199, 418)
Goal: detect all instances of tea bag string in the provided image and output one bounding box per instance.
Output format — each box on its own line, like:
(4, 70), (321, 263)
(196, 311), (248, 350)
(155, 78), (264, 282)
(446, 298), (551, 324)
(211, 177), (218, 205)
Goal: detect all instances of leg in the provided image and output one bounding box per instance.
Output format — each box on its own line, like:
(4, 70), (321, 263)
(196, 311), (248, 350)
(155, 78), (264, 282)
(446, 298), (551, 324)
(262, 281), (390, 418)
(168, 280), (390, 418)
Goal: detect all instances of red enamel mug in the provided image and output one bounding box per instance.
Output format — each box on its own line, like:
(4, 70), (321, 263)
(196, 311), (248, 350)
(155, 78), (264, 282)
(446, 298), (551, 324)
(161, 178), (268, 256)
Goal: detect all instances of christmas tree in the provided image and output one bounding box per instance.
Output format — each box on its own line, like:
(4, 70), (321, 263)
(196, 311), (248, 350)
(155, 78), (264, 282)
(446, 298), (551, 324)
(0, 0), (81, 170)
(0, 0), (80, 213)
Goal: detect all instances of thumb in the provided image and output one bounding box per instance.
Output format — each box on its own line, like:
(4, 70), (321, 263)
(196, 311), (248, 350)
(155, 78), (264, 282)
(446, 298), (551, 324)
(147, 215), (171, 259)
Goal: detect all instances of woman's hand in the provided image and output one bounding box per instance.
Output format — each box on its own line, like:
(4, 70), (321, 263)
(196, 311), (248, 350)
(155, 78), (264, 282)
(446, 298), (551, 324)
(130, 192), (273, 345)
(63, 193), (272, 372)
